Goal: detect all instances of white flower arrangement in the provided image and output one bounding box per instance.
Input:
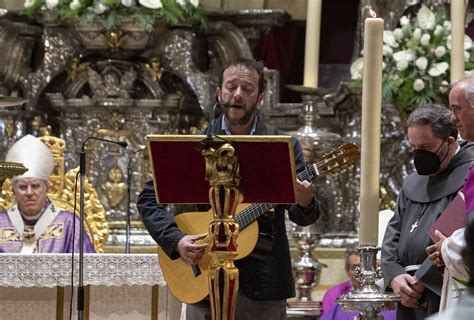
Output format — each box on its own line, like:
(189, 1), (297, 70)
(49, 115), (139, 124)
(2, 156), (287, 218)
(23, 0), (207, 31)
(351, 5), (474, 113)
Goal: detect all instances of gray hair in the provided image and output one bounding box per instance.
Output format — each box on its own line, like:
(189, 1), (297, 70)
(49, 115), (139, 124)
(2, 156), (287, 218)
(407, 104), (458, 139)
(344, 247), (360, 270)
(464, 80), (474, 108)
(451, 77), (474, 108)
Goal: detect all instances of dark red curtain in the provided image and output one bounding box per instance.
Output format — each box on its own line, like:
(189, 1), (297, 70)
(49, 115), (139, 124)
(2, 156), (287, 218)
(254, 22), (305, 103)
(253, 0), (359, 102)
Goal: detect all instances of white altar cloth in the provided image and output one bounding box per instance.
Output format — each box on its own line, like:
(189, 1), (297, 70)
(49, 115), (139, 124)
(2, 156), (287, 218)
(0, 253), (182, 320)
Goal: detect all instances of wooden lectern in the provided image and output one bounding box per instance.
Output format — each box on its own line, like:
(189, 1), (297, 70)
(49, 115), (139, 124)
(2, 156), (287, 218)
(147, 134), (297, 320)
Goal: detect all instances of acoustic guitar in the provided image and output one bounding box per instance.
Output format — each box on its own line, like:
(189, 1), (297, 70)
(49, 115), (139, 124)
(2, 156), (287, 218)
(157, 143), (360, 304)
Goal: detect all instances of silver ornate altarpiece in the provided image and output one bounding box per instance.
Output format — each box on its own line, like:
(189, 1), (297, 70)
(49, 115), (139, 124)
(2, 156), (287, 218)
(0, 9), (410, 249)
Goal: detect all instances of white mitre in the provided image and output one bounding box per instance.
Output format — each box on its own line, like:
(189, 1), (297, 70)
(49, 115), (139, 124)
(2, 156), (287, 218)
(5, 134), (55, 181)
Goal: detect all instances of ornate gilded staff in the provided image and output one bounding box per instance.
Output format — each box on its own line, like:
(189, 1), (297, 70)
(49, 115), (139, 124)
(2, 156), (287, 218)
(201, 142), (242, 320)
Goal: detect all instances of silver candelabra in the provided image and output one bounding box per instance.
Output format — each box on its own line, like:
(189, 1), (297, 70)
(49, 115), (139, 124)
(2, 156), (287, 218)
(337, 246), (400, 319)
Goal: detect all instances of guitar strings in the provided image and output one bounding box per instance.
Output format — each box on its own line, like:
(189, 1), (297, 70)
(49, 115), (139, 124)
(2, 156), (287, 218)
(235, 145), (359, 226)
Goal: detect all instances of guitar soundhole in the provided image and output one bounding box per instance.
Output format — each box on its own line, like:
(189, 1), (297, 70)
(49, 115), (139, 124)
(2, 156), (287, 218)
(192, 264), (201, 277)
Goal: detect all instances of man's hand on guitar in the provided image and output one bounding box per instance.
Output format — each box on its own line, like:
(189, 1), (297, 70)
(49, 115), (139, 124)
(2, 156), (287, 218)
(178, 233), (209, 265)
(295, 179), (316, 209)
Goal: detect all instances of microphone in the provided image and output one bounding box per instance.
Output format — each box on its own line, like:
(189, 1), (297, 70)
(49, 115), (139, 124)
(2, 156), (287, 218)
(208, 101), (230, 138)
(80, 137), (127, 174)
(77, 136), (126, 320)
(80, 136), (127, 151)
(219, 101), (230, 108)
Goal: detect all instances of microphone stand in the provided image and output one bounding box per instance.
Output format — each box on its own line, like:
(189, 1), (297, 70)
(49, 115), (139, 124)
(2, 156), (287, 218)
(200, 101), (229, 149)
(77, 137), (127, 320)
(125, 155), (132, 254)
(78, 147), (86, 320)
(209, 101), (231, 136)
(124, 146), (146, 254)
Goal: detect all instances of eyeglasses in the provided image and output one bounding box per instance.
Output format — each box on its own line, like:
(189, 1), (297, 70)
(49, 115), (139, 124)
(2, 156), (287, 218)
(348, 264), (361, 271)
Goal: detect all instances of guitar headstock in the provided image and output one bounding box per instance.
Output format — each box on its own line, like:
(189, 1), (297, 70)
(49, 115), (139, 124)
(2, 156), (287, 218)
(310, 143), (360, 177)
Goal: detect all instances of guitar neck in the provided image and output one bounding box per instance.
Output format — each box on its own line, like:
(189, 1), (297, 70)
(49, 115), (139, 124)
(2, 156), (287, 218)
(235, 163), (318, 229)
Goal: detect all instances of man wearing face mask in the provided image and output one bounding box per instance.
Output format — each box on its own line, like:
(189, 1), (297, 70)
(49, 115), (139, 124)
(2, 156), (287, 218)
(381, 104), (474, 320)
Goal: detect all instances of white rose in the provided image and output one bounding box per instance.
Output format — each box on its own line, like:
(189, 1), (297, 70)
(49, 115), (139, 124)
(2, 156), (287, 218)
(139, 0), (163, 9)
(382, 62), (387, 70)
(417, 5), (436, 30)
(70, 0), (80, 10)
(400, 16), (410, 27)
(383, 45), (393, 56)
(413, 28), (422, 40)
(190, 0), (199, 6)
(94, 3), (108, 14)
(396, 60), (409, 71)
(121, 0), (134, 7)
(176, 0), (186, 5)
(444, 34), (472, 51)
(464, 70), (474, 77)
(393, 28), (404, 41)
(383, 31), (399, 48)
(350, 57), (364, 80)
(465, 51), (471, 61)
(393, 49), (416, 62)
(434, 25), (444, 36)
(428, 62), (449, 77)
(434, 46), (446, 58)
(443, 21), (451, 30)
(46, 0), (58, 9)
(439, 80), (449, 93)
(465, 35), (473, 50)
(24, 0), (35, 8)
(415, 57), (428, 70)
(413, 79), (425, 92)
(420, 33), (431, 46)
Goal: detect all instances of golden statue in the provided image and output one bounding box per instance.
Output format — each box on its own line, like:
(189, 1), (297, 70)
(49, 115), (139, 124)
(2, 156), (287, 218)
(144, 57), (164, 81)
(105, 27), (126, 50)
(66, 56), (88, 82)
(102, 168), (127, 208)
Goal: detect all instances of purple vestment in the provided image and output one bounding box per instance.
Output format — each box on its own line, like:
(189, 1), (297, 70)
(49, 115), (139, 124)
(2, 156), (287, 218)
(321, 280), (352, 315)
(320, 280), (396, 320)
(465, 164), (474, 214)
(0, 207), (95, 253)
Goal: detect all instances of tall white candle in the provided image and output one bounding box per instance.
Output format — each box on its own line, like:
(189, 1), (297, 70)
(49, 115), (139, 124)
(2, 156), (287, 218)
(303, 0), (322, 88)
(359, 15), (383, 246)
(450, 0), (466, 82)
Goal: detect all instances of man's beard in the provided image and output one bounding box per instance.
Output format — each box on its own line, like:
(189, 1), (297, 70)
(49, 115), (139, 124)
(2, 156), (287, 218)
(224, 104), (257, 126)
